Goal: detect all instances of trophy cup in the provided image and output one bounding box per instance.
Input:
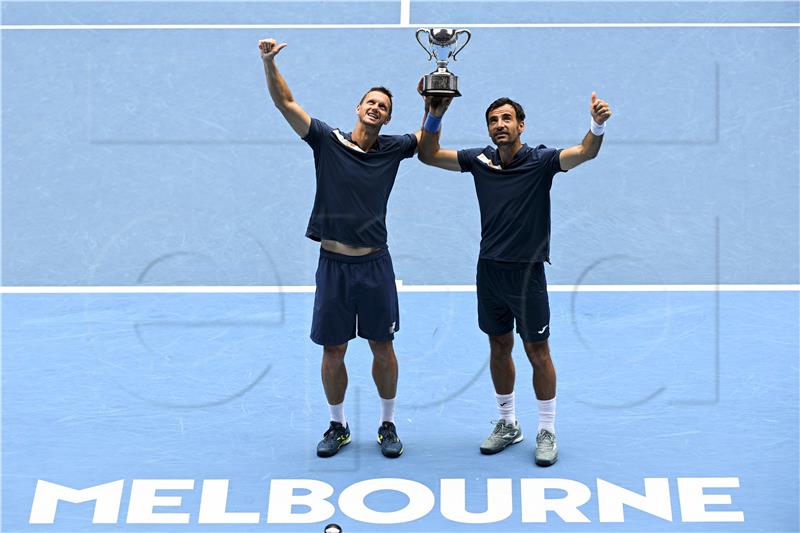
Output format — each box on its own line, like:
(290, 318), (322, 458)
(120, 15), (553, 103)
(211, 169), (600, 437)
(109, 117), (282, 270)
(416, 28), (471, 97)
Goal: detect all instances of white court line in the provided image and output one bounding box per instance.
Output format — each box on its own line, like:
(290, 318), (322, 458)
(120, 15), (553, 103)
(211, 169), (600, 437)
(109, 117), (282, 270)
(0, 22), (798, 30)
(400, 0), (411, 26)
(0, 284), (798, 294)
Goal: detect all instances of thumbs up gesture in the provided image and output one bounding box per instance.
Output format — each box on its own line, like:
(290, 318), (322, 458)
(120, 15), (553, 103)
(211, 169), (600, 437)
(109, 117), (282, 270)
(590, 92), (612, 124)
(259, 38), (288, 63)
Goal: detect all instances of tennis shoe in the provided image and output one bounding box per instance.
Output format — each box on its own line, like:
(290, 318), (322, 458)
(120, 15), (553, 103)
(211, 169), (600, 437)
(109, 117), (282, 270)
(535, 428), (558, 466)
(316, 421), (351, 457)
(377, 421), (403, 458)
(480, 419), (523, 455)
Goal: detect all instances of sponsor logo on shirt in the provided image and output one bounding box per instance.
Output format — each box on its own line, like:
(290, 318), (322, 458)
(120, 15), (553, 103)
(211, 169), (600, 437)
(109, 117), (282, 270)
(477, 153), (503, 170)
(333, 129), (367, 153)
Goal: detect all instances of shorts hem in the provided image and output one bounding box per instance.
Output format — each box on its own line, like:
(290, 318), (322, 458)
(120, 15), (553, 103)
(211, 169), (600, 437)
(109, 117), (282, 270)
(479, 326), (514, 338)
(357, 331), (397, 342)
(310, 333), (356, 347)
(518, 330), (551, 343)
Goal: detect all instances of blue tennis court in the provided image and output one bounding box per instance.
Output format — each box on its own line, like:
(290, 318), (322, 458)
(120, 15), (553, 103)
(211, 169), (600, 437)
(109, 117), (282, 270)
(2, 1), (798, 531)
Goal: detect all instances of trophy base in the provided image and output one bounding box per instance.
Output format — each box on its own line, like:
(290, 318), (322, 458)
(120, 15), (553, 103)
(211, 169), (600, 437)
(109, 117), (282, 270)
(421, 88), (463, 97)
(420, 71), (462, 98)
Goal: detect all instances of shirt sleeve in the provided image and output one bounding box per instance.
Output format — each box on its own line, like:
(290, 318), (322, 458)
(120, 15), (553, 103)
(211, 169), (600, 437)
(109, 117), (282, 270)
(399, 133), (418, 159)
(302, 118), (333, 150)
(537, 145), (566, 175)
(457, 147), (484, 173)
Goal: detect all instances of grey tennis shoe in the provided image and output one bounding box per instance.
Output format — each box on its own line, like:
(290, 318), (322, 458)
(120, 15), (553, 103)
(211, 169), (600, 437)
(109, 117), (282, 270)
(316, 421), (351, 457)
(535, 429), (558, 466)
(377, 421), (404, 458)
(480, 420), (524, 454)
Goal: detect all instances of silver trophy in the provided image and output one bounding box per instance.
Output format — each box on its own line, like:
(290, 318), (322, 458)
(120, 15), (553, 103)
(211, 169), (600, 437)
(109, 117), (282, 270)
(416, 28), (471, 97)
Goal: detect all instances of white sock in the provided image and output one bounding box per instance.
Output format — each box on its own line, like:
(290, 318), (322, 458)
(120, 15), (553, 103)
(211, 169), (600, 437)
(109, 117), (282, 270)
(380, 397), (395, 424)
(496, 392), (515, 424)
(329, 402), (346, 426)
(537, 397), (556, 434)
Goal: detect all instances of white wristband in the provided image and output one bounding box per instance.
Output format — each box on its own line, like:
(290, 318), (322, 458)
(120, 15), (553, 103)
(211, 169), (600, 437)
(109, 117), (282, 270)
(590, 118), (605, 136)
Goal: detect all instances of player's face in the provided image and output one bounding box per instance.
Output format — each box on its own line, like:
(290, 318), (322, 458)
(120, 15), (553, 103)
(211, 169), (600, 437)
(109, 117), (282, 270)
(357, 91), (392, 128)
(487, 104), (524, 146)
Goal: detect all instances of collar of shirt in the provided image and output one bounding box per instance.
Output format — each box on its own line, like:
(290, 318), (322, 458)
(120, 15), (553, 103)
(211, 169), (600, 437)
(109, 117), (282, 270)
(489, 143), (532, 169)
(342, 131), (380, 153)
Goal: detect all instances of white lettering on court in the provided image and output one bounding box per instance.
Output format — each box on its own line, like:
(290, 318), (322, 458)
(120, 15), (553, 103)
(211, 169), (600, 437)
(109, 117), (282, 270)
(126, 479), (194, 524)
(521, 478), (592, 523)
(29, 480), (124, 524)
(338, 478), (435, 524)
(198, 480), (260, 524)
(28, 476), (745, 524)
(440, 478), (513, 523)
(678, 477), (744, 522)
(597, 478), (672, 522)
(266, 479), (335, 523)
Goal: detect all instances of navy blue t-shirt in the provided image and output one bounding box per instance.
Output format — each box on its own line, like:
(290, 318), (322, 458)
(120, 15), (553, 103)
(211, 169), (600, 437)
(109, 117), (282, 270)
(457, 143), (565, 263)
(302, 118), (417, 248)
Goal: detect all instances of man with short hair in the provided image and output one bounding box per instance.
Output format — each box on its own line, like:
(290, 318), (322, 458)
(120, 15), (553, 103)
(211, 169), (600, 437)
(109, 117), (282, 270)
(260, 38), (422, 458)
(418, 92), (612, 466)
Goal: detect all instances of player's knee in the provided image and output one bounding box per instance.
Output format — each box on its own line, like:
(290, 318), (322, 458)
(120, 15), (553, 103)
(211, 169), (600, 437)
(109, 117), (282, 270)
(489, 335), (514, 358)
(368, 339), (394, 358)
(524, 340), (550, 367)
(323, 343), (347, 361)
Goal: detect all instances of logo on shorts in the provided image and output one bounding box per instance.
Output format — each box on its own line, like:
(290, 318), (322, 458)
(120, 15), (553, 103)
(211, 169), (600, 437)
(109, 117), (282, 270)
(389, 321), (396, 334)
(538, 324), (549, 334)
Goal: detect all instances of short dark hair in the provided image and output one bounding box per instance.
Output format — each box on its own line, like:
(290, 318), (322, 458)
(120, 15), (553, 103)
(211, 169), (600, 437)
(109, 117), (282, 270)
(359, 86), (393, 115)
(485, 97), (525, 124)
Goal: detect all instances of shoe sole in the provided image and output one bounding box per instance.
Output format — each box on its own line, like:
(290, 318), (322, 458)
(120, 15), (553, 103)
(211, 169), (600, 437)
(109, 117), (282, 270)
(535, 455), (557, 466)
(480, 433), (524, 455)
(535, 449), (558, 467)
(316, 435), (351, 458)
(381, 447), (404, 458)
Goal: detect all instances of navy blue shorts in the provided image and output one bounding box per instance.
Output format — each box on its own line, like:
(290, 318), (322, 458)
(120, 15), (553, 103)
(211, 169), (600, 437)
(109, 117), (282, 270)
(311, 248), (399, 346)
(476, 259), (550, 342)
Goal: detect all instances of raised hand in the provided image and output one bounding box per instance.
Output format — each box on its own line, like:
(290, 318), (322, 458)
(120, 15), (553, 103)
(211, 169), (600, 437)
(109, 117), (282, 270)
(590, 92), (612, 124)
(417, 77), (453, 117)
(259, 39), (288, 62)
(427, 95), (453, 118)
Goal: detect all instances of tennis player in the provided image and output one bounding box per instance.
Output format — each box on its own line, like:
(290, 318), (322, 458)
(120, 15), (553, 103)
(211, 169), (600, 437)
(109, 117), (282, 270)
(418, 93), (612, 466)
(260, 38), (421, 458)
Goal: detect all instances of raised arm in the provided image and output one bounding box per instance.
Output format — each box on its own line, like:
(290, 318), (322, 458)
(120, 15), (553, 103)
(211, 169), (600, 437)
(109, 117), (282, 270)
(417, 96), (461, 172)
(259, 39), (311, 138)
(411, 98), (427, 153)
(559, 92), (613, 171)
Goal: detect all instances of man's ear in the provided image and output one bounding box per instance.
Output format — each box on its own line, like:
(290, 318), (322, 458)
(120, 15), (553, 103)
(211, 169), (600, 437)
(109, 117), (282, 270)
(518, 121), (525, 133)
(383, 115), (391, 125)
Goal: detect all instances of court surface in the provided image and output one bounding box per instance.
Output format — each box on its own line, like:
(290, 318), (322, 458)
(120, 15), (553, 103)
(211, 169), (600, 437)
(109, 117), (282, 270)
(1, 1), (799, 531)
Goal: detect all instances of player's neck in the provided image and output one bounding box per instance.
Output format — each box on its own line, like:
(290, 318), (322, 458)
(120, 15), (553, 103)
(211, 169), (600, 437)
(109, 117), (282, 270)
(352, 122), (380, 152)
(497, 140), (523, 166)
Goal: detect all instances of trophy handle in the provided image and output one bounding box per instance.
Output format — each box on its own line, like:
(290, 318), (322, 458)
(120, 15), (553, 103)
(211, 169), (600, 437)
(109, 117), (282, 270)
(415, 28), (433, 61)
(451, 29), (472, 61)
